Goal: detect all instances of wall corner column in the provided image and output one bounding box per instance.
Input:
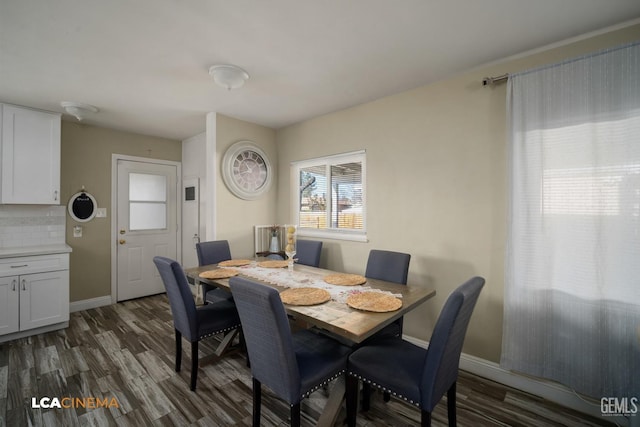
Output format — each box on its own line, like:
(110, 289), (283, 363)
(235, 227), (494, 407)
(205, 112), (217, 240)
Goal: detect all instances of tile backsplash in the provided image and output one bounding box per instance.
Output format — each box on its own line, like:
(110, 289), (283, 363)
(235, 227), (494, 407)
(0, 205), (66, 248)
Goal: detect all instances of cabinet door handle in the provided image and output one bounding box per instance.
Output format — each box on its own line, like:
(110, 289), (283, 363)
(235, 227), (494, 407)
(11, 264), (28, 268)
(21, 279), (26, 291)
(12, 279), (17, 291)
(54, 190), (59, 201)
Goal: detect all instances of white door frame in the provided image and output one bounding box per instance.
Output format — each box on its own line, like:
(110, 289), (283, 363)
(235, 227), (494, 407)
(110, 154), (182, 303)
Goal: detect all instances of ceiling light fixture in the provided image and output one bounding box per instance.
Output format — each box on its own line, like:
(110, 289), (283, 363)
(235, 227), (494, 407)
(60, 101), (99, 121)
(209, 64), (249, 90)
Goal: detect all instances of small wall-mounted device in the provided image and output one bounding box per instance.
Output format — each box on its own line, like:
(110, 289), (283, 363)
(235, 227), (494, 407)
(185, 186), (196, 201)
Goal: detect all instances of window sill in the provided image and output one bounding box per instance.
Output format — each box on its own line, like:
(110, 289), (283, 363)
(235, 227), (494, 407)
(297, 228), (368, 243)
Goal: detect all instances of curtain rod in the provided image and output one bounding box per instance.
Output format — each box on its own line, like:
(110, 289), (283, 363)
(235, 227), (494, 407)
(482, 73), (509, 86)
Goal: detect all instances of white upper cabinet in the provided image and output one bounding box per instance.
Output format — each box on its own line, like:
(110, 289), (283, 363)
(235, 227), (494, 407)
(1, 103), (61, 204)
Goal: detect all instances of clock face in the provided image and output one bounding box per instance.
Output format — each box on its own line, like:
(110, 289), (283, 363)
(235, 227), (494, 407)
(222, 141), (273, 200)
(233, 150), (268, 192)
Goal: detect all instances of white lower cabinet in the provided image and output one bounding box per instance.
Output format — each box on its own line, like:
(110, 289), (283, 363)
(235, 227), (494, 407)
(0, 275), (20, 334)
(0, 253), (69, 341)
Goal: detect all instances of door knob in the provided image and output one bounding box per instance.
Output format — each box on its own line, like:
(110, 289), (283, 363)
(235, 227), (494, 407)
(119, 239), (126, 245)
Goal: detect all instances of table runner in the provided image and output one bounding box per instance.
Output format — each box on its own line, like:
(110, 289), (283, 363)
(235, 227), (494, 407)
(222, 262), (401, 304)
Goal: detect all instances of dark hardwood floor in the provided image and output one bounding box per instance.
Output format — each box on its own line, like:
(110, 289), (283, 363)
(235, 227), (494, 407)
(0, 294), (613, 426)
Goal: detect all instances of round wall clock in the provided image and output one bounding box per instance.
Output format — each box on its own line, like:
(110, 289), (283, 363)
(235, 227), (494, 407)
(221, 140), (273, 200)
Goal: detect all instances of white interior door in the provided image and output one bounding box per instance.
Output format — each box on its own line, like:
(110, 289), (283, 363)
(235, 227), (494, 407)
(116, 159), (178, 301)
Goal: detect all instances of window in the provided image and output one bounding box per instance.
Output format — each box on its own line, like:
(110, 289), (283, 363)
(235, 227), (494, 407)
(129, 172), (167, 231)
(291, 151), (366, 241)
(502, 42), (640, 399)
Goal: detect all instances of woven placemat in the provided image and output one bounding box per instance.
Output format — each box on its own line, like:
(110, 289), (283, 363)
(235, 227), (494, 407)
(324, 273), (366, 286)
(346, 292), (402, 312)
(280, 287), (331, 306)
(218, 259), (252, 267)
(199, 269), (239, 279)
(257, 260), (289, 268)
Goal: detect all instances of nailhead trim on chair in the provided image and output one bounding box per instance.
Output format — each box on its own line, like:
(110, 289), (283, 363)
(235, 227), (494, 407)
(198, 324), (241, 340)
(295, 369), (346, 405)
(348, 371), (421, 408)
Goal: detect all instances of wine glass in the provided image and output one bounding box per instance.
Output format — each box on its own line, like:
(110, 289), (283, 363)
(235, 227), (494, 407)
(284, 224), (297, 269)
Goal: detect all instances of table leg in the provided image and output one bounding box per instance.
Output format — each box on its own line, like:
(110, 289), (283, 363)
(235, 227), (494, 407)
(316, 375), (345, 427)
(192, 278), (204, 305)
(199, 329), (241, 364)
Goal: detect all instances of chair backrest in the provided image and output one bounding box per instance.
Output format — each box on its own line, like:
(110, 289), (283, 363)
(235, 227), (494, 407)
(153, 256), (199, 341)
(295, 239), (323, 267)
(229, 276), (301, 402)
(196, 240), (232, 266)
(421, 276), (485, 410)
(365, 249), (411, 285)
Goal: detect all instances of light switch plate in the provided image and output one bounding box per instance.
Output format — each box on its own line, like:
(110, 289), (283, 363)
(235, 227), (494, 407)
(96, 208), (107, 218)
(73, 226), (82, 237)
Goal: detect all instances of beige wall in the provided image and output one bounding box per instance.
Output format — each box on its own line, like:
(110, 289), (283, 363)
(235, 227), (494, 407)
(276, 25), (640, 363)
(215, 114), (278, 258)
(61, 122), (181, 302)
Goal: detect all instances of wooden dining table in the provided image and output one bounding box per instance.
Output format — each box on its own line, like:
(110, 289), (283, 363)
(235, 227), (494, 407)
(184, 260), (436, 426)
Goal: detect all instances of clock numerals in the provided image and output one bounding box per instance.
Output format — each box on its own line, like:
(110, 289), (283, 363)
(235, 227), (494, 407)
(222, 141), (272, 200)
(233, 150), (267, 191)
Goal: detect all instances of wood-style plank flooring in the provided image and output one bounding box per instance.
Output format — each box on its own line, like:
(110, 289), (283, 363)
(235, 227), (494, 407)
(0, 294), (613, 426)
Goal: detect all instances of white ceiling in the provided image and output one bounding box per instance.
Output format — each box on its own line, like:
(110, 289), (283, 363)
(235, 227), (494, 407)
(1, 0), (639, 141)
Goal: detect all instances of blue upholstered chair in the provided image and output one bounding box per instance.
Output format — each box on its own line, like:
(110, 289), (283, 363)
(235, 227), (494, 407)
(153, 256), (241, 391)
(346, 276), (485, 427)
(365, 249), (411, 285)
(365, 249), (411, 337)
(362, 249), (412, 404)
(229, 276), (352, 427)
(196, 240), (234, 304)
(295, 239), (323, 267)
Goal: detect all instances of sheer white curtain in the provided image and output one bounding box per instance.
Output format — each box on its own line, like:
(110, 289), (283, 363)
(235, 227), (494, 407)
(502, 42), (640, 400)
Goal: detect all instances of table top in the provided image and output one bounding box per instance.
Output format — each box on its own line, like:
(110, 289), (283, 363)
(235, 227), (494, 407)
(185, 261), (436, 344)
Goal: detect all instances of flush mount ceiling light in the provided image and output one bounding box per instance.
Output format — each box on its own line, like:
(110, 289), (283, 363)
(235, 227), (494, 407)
(60, 101), (99, 121)
(209, 64), (249, 90)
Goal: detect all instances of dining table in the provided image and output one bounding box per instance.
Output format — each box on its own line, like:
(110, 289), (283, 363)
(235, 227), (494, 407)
(184, 259), (436, 426)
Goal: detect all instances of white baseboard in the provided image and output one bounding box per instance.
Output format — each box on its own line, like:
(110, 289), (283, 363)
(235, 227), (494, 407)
(70, 296), (113, 313)
(402, 335), (630, 426)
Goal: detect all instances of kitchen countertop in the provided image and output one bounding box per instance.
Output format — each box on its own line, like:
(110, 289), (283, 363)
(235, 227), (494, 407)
(0, 244), (73, 258)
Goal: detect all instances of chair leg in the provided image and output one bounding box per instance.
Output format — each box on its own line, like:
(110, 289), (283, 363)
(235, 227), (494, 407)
(362, 383), (371, 411)
(190, 341), (198, 391)
(421, 409), (432, 427)
(346, 375), (359, 427)
(290, 402), (301, 427)
(175, 329), (182, 372)
(447, 381), (457, 427)
(252, 378), (262, 427)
